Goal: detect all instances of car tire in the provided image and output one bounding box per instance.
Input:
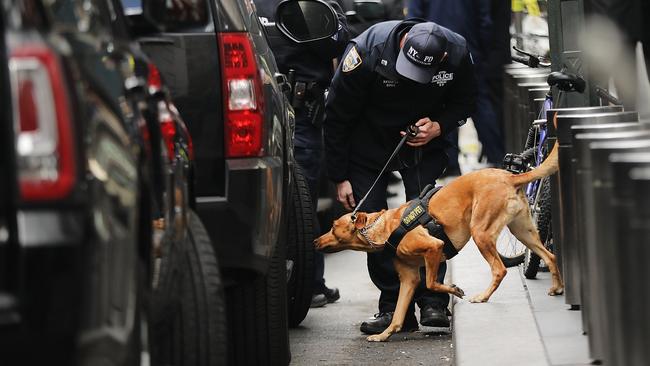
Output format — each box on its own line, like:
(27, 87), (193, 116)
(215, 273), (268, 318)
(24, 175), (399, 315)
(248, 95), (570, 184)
(286, 164), (316, 327)
(149, 210), (227, 366)
(226, 241), (290, 365)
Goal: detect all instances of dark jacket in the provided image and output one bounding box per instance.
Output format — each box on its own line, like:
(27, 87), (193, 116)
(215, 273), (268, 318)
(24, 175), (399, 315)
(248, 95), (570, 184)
(324, 19), (477, 183)
(406, 0), (492, 64)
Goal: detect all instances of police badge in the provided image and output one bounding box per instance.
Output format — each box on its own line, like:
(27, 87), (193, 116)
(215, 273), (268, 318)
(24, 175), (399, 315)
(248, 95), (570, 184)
(342, 46), (362, 73)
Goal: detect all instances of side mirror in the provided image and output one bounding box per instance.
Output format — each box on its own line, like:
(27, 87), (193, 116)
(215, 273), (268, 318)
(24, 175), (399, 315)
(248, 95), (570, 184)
(123, 0), (209, 32)
(275, 0), (338, 43)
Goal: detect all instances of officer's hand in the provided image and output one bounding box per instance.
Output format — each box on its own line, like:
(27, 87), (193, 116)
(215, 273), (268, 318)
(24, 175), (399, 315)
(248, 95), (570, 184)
(336, 180), (356, 211)
(401, 118), (442, 147)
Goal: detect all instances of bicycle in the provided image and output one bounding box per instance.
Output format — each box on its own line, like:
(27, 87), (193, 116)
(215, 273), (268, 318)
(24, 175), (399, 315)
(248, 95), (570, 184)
(496, 47), (619, 278)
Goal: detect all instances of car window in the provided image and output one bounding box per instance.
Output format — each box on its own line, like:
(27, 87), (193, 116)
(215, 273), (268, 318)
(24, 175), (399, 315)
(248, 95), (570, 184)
(44, 0), (113, 35)
(120, 0), (213, 33)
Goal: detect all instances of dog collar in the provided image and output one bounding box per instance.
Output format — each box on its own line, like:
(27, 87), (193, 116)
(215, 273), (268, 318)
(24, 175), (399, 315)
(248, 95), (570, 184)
(358, 214), (384, 248)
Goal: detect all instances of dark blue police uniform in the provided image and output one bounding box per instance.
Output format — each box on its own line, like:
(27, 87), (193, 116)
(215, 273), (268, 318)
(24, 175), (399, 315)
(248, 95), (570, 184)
(324, 19), (476, 320)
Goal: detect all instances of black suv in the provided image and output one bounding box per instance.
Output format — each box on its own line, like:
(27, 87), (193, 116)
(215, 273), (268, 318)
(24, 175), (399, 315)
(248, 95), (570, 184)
(123, 0), (331, 363)
(0, 0), (225, 364)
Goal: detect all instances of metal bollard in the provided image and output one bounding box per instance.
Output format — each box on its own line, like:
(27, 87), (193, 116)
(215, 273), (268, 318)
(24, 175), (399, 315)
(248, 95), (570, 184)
(503, 71), (548, 152)
(545, 106), (625, 279)
(555, 112), (638, 309)
(610, 152), (650, 366)
(589, 138), (650, 366)
(571, 123), (644, 331)
(572, 127), (650, 362)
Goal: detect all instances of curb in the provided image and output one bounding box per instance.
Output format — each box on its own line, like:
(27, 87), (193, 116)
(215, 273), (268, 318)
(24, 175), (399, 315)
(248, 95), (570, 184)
(450, 244), (547, 366)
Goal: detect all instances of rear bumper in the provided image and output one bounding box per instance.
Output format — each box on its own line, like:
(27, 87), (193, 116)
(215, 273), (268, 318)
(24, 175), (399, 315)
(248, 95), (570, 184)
(0, 210), (84, 358)
(196, 156), (284, 275)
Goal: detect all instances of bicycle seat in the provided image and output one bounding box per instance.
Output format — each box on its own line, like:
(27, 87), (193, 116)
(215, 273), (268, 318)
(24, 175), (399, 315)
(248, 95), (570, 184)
(547, 71), (586, 93)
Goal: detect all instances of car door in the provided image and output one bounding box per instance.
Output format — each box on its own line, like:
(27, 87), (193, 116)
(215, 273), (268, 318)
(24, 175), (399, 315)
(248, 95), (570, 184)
(42, 0), (143, 362)
(0, 1), (18, 319)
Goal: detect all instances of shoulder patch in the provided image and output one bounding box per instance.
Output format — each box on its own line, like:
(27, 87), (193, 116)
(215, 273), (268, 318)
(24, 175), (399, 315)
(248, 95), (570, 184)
(342, 46), (362, 73)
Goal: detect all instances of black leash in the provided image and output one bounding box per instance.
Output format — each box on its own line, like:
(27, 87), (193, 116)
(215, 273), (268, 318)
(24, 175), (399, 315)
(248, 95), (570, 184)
(351, 125), (419, 222)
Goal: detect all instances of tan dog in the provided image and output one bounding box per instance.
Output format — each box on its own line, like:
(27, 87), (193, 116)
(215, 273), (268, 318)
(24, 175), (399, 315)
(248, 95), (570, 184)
(315, 143), (564, 342)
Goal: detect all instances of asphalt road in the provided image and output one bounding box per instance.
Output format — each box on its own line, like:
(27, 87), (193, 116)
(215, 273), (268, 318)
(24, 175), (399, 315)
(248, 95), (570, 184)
(287, 122), (496, 365)
(289, 179), (454, 365)
(288, 250), (453, 365)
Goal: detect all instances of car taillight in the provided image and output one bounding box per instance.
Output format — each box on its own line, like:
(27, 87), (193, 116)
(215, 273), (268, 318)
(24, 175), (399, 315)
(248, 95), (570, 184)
(10, 46), (75, 201)
(147, 62), (163, 94)
(157, 101), (176, 162)
(218, 32), (265, 158)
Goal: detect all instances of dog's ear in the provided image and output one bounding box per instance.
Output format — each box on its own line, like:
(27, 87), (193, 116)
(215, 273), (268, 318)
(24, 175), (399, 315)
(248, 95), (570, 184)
(353, 212), (367, 230)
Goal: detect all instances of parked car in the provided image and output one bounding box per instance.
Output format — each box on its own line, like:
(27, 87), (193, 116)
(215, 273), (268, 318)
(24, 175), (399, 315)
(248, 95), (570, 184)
(0, 0), (225, 364)
(122, 0), (339, 363)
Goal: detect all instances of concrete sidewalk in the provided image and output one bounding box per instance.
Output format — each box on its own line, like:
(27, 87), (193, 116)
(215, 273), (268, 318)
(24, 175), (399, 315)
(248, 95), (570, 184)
(450, 243), (591, 366)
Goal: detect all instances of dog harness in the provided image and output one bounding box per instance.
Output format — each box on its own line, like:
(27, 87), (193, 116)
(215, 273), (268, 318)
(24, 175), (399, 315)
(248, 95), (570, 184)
(385, 184), (458, 260)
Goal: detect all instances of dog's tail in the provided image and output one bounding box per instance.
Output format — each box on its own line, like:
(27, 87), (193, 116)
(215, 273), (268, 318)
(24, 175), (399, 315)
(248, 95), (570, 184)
(510, 141), (559, 187)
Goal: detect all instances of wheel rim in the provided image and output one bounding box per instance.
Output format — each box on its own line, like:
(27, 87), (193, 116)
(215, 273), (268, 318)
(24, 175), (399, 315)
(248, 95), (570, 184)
(496, 227), (527, 259)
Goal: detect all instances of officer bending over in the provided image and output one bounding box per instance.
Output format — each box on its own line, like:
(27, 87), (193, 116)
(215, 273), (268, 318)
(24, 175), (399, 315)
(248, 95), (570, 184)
(324, 19), (477, 334)
(254, 0), (350, 307)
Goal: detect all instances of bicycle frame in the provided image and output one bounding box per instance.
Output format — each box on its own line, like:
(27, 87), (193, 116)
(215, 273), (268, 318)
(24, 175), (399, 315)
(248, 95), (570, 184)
(525, 94), (553, 214)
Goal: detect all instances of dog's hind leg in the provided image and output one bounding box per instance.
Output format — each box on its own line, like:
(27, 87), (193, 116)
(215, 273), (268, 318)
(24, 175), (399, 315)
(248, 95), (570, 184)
(367, 259), (419, 342)
(507, 213), (564, 295)
(470, 227), (508, 303)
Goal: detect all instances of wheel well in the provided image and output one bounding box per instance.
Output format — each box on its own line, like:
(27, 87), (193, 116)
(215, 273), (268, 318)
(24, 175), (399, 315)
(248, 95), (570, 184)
(137, 174), (153, 274)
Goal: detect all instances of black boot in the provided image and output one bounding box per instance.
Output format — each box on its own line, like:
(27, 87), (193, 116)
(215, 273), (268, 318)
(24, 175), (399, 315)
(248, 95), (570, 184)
(322, 286), (340, 303)
(310, 294), (327, 308)
(420, 304), (450, 327)
(359, 312), (419, 335)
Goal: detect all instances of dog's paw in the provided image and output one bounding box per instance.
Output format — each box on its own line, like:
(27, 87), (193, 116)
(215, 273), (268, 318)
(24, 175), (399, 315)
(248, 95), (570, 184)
(366, 335), (387, 342)
(548, 287), (564, 296)
(469, 295), (488, 303)
(451, 284), (465, 298)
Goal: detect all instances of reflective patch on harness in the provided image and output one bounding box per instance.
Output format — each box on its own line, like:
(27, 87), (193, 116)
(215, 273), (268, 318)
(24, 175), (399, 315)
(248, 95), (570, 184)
(342, 46), (362, 73)
(402, 204), (425, 226)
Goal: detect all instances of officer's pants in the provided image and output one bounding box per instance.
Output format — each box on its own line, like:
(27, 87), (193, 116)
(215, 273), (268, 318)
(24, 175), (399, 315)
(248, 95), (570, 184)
(348, 151), (450, 314)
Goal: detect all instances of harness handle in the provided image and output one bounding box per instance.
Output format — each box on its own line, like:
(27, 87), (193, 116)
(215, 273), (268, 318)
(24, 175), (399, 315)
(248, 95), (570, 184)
(351, 124), (419, 222)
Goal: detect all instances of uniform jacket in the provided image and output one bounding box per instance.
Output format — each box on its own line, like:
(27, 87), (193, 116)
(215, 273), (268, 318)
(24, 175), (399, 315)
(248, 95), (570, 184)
(324, 19), (477, 183)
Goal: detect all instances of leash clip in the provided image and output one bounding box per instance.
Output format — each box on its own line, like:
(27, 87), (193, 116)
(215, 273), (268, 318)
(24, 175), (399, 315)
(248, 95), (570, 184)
(407, 124), (418, 138)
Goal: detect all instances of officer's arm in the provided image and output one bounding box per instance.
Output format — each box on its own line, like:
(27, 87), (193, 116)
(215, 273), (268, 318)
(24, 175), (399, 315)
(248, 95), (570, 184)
(435, 54), (478, 136)
(324, 44), (373, 183)
(406, 0), (426, 18)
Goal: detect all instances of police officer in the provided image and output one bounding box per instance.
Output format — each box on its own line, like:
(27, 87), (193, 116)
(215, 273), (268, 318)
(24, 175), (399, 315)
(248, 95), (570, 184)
(254, 0), (350, 307)
(324, 19), (477, 334)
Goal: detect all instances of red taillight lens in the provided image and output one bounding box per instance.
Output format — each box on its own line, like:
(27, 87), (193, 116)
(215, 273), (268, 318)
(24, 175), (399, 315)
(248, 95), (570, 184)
(218, 33), (265, 158)
(10, 46), (75, 201)
(157, 101), (176, 162)
(148, 62), (163, 94)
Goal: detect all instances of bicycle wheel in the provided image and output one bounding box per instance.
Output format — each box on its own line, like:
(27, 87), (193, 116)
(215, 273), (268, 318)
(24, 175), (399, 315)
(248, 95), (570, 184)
(523, 177), (553, 279)
(497, 227), (527, 267)
(498, 147), (537, 267)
